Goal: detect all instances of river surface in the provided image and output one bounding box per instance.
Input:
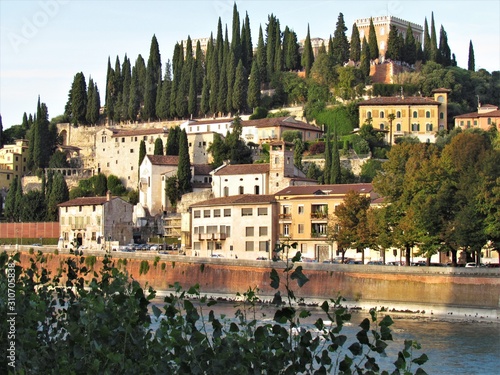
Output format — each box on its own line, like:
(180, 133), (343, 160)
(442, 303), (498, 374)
(152, 296), (500, 375)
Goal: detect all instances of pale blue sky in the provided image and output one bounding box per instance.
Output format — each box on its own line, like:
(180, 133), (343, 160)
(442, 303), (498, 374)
(1, 0), (499, 128)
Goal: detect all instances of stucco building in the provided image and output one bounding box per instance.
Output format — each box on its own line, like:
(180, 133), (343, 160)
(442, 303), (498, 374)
(241, 116), (323, 144)
(0, 139), (28, 189)
(358, 88), (451, 144)
(454, 103), (500, 131)
(274, 183), (381, 262)
(190, 194), (278, 259)
(58, 191), (134, 250)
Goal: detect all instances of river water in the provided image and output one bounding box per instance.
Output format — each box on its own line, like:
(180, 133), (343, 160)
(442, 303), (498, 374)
(152, 297), (500, 375)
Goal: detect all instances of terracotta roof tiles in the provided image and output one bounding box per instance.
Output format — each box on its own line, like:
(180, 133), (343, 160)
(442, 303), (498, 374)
(191, 194), (276, 208)
(359, 97), (440, 106)
(213, 163), (270, 175)
(147, 155), (179, 165)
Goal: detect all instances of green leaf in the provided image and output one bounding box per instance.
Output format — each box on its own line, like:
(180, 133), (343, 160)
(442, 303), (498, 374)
(274, 307), (295, 323)
(151, 304), (162, 319)
(348, 342), (363, 356)
(290, 266), (309, 287)
(412, 354), (429, 366)
(359, 318), (370, 331)
(270, 268), (280, 289)
(379, 315), (394, 327)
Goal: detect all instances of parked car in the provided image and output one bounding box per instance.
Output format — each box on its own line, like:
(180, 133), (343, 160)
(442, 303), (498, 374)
(256, 256), (268, 260)
(367, 261), (385, 265)
(465, 262), (485, 268)
(211, 254), (224, 258)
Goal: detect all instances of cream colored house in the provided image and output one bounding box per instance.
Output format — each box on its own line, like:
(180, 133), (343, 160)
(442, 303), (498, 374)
(211, 141), (315, 198)
(95, 127), (170, 189)
(0, 139), (28, 189)
(454, 103), (500, 131)
(139, 155), (179, 216)
(58, 191), (134, 250)
(181, 118), (233, 137)
(358, 88), (450, 144)
(190, 194), (278, 259)
(274, 183), (381, 262)
(241, 116), (323, 144)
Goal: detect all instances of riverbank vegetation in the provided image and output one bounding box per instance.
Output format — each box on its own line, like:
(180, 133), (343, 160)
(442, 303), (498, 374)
(0, 245), (428, 374)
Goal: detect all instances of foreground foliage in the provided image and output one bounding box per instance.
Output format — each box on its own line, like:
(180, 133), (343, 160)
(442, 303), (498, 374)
(0, 246), (428, 374)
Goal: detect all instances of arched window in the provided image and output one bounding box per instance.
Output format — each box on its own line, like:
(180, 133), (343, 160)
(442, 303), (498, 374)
(367, 111), (372, 119)
(413, 111), (418, 118)
(396, 123), (401, 132)
(396, 111), (401, 118)
(239, 186), (244, 194)
(380, 111), (385, 119)
(223, 186), (229, 197)
(440, 112), (444, 119)
(426, 111), (431, 118)
(426, 123), (433, 131)
(380, 124), (385, 130)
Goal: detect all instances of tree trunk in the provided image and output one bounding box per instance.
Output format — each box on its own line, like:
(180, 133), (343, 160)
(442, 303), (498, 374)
(405, 244), (411, 266)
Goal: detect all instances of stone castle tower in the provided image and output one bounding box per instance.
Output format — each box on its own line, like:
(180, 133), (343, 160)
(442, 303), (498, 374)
(269, 141), (295, 194)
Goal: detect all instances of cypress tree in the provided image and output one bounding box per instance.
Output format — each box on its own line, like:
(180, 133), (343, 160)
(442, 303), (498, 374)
(21, 112), (29, 131)
(143, 55), (157, 121)
(166, 126), (180, 156)
(14, 176), (23, 222)
(71, 72), (88, 125)
(266, 14), (277, 79)
(360, 37), (370, 77)
(226, 50), (236, 114)
(177, 129), (192, 194)
(4, 176), (18, 222)
(430, 12), (438, 62)
(323, 124), (331, 184)
(94, 173), (108, 197)
(232, 60), (247, 113)
(349, 23), (361, 62)
(301, 24), (314, 77)
(438, 25), (451, 66)
(368, 18), (379, 60)
(468, 40), (475, 71)
(188, 63), (197, 117)
(217, 28), (229, 114)
(157, 61), (172, 120)
(241, 11), (253, 72)
(209, 46), (219, 115)
(403, 24), (416, 65)
(47, 172), (69, 221)
(247, 59), (261, 110)
(128, 66), (140, 122)
(149, 34), (162, 85)
(0, 115), (3, 149)
(284, 27), (300, 70)
(121, 55), (131, 121)
(256, 25), (267, 83)
(176, 48), (189, 118)
(231, 3), (241, 64)
(135, 54), (146, 109)
(138, 140), (146, 168)
(331, 13), (350, 66)
(274, 20), (283, 73)
(385, 25), (401, 61)
(423, 18), (431, 62)
(105, 57), (115, 122)
(154, 138), (164, 155)
(330, 128), (341, 184)
(195, 41), (205, 94)
(208, 133), (226, 169)
(200, 75), (210, 116)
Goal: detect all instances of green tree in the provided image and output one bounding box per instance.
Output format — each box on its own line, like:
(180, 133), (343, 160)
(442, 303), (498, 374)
(93, 173), (108, 196)
(188, 63), (198, 117)
(301, 24), (314, 77)
(247, 59), (261, 110)
(368, 18), (379, 60)
(165, 175), (181, 207)
(232, 60), (247, 113)
(468, 40), (475, 71)
(293, 137), (304, 170)
(323, 124), (332, 184)
(423, 17), (431, 62)
(207, 133), (227, 169)
(138, 140), (146, 170)
(165, 126), (180, 156)
(47, 172), (69, 221)
(437, 25), (452, 66)
(177, 129), (192, 194)
(154, 138), (164, 155)
(4, 176), (19, 221)
(331, 13), (350, 66)
(283, 26), (300, 70)
(128, 66), (140, 122)
(330, 128), (341, 184)
(107, 175), (127, 196)
(402, 24), (416, 65)
(68, 72), (88, 125)
(48, 150), (70, 168)
(429, 12), (438, 62)
(360, 37), (370, 77)
(256, 25), (267, 83)
(385, 25), (401, 61)
(20, 189), (47, 222)
(349, 23), (361, 62)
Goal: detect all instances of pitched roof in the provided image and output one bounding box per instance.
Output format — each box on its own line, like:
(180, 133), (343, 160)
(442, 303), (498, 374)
(193, 164), (214, 175)
(184, 118), (234, 125)
(275, 183), (374, 197)
(191, 194), (276, 208)
(147, 155), (179, 166)
(109, 127), (169, 137)
(58, 196), (115, 207)
(454, 109), (500, 119)
(242, 116), (322, 132)
(358, 97), (441, 106)
(213, 163), (270, 176)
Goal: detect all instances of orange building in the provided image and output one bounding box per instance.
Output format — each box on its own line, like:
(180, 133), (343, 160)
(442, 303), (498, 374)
(454, 103), (500, 131)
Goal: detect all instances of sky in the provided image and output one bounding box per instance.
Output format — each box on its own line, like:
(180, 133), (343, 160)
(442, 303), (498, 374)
(1, 0), (499, 129)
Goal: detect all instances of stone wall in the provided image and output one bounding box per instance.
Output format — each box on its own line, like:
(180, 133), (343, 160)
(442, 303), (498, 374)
(12, 251), (500, 310)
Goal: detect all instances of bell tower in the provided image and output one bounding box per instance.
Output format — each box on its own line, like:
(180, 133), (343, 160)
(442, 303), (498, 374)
(269, 141), (294, 194)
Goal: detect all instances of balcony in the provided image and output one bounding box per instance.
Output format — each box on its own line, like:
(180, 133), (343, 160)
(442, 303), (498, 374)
(196, 233), (227, 241)
(311, 232), (327, 238)
(278, 213), (292, 220)
(310, 212), (328, 220)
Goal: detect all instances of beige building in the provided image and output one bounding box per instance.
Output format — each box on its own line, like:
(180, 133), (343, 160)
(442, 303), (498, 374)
(190, 194), (278, 259)
(358, 88), (451, 144)
(355, 16), (423, 61)
(454, 103), (500, 131)
(95, 127), (170, 189)
(211, 141), (315, 198)
(0, 139), (28, 189)
(241, 116), (323, 144)
(58, 191), (134, 250)
(274, 183), (380, 262)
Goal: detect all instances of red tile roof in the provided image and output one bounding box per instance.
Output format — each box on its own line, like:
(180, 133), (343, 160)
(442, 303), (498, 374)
(275, 183), (374, 196)
(213, 163), (270, 175)
(193, 164), (214, 175)
(147, 155), (179, 165)
(109, 127), (169, 137)
(242, 116), (322, 132)
(359, 97), (440, 106)
(454, 109), (500, 119)
(191, 194), (277, 207)
(58, 196), (115, 207)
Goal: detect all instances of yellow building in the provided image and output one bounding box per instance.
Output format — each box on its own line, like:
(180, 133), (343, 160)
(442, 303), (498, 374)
(0, 139), (29, 189)
(274, 183), (381, 262)
(454, 103), (500, 131)
(358, 88), (450, 144)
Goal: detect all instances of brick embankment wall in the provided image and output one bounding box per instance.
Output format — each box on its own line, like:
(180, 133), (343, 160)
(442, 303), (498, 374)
(10, 251), (500, 310)
(0, 222), (59, 240)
